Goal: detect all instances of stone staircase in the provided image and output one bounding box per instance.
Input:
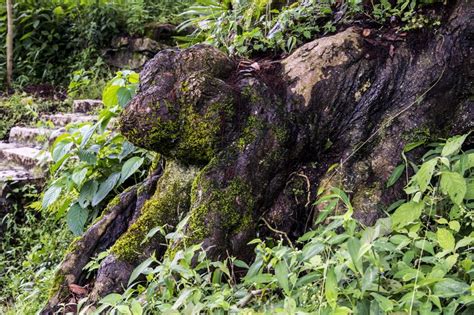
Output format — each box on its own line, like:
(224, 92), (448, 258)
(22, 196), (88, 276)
(0, 99), (102, 197)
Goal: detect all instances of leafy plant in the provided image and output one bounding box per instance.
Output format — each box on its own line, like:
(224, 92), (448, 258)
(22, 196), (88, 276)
(179, 0), (448, 56)
(91, 133), (473, 314)
(0, 183), (72, 315)
(41, 70), (154, 235)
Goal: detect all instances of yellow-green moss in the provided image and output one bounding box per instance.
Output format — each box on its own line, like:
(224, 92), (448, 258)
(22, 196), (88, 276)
(111, 161), (198, 262)
(48, 273), (65, 299)
(173, 97), (234, 165)
(186, 177), (256, 245)
(238, 115), (265, 150)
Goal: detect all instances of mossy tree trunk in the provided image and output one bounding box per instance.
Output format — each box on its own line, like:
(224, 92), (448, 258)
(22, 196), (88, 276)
(43, 0), (473, 312)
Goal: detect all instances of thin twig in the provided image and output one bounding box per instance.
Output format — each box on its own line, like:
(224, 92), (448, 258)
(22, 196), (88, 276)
(262, 217), (293, 248)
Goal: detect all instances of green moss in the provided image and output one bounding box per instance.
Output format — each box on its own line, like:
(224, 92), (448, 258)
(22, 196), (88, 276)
(186, 177), (256, 246)
(111, 161), (197, 262)
(238, 116), (265, 150)
(147, 116), (180, 152)
(173, 97), (234, 165)
(48, 273), (65, 299)
(65, 236), (82, 254)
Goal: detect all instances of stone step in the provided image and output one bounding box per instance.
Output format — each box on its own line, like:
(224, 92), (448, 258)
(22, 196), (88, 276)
(0, 159), (44, 198)
(73, 99), (103, 113)
(8, 126), (64, 148)
(0, 146), (50, 170)
(0, 141), (19, 151)
(41, 113), (98, 127)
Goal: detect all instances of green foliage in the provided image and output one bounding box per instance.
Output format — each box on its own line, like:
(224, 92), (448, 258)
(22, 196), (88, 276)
(0, 0), (194, 88)
(0, 184), (72, 314)
(0, 93), (70, 140)
(91, 133), (473, 314)
(41, 71), (154, 235)
(67, 66), (111, 100)
(179, 0), (337, 55)
(180, 0), (447, 56)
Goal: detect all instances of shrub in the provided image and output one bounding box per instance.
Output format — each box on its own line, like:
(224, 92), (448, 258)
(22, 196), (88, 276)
(90, 133), (473, 314)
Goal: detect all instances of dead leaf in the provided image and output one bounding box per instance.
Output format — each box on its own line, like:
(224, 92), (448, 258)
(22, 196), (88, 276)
(250, 62), (261, 71)
(362, 29), (371, 37)
(69, 283), (88, 295)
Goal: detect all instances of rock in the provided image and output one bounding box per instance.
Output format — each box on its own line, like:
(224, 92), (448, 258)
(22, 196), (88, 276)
(8, 127), (61, 148)
(41, 113), (97, 127)
(105, 37), (169, 70)
(144, 23), (178, 42)
(72, 99), (103, 113)
(0, 146), (49, 170)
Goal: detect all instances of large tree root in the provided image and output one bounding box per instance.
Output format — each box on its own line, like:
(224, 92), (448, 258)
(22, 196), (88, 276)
(43, 0), (473, 311)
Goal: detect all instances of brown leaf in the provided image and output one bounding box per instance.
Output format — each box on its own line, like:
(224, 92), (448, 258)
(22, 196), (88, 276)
(69, 283), (88, 296)
(250, 62), (261, 71)
(362, 29), (371, 37)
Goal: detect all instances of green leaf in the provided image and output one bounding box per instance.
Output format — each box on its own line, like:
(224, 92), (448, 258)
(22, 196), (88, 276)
(386, 164), (405, 188)
(437, 228), (455, 252)
(67, 204), (89, 236)
(78, 149), (97, 165)
(440, 172), (467, 205)
(275, 260), (290, 294)
(361, 267), (378, 293)
(116, 305), (131, 315)
(42, 185), (62, 209)
(233, 259), (249, 269)
(465, 179), (474, 200)
(128, 72), (139, 84)
(130, 300), (143, 315)
(433, 279), (470, 298)
(404, 140), (425, 152)
(128, 256), (154, 286)
(448, 220), (460, 232)
(442, 134), (468, 157)
(52, 140), (73, 162)
(71, 168), (88, 187)
(92, 173), (121, 207)
(414, 158), (438, 192)
(370, 293), (394, 312)
(244, 273), (274, 284)
(117, 87), (132, 108)
(78, 180), (98, 208)
(391, 201), (424, 230)
(79, 124), (97, 148)
(325, 267), (338, 309)
(100, 293), (123, 306)
(102, 85), (120, 107)
(347, 237), (363, 274)
(120, 157), (144, 185)
(172, 288), (194, 310)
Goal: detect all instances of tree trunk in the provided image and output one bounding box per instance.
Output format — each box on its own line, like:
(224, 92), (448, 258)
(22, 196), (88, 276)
(43, 0), (473, 312)
(6, 0), (14, 89)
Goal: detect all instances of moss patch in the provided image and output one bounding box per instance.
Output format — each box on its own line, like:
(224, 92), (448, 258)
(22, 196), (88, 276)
(111, 161), (198, 262)
(186, 177), (256, 246)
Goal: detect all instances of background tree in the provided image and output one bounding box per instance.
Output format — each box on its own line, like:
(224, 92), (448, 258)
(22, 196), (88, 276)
(6, 0), (13, 90)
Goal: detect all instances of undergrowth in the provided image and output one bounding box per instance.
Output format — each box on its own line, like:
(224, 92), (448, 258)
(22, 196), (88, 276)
(72, 133), (474, 314)
(179, 0), (447, 56)
(0, 184), (72, 314)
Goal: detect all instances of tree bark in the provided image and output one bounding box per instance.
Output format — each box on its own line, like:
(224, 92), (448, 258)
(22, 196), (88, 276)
(43, 0), (473, 311)
(6, 0), (14, 89)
